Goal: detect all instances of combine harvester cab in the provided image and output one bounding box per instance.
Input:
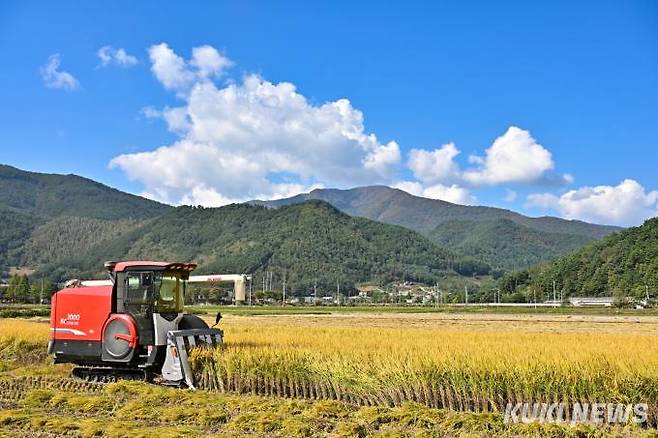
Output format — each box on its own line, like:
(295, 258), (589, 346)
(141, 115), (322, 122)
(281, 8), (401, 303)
(48, 261), (223, 388)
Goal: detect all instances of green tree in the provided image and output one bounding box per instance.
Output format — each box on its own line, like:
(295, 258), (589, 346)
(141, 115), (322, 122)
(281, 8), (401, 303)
(5, 275), (16, 301)
(16, 275), (30, 303)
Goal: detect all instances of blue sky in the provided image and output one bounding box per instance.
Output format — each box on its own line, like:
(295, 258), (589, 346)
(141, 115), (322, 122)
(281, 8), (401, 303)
(1, 1), (657, 226)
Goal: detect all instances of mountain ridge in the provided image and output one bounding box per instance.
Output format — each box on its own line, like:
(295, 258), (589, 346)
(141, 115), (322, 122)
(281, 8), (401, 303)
(0, 164), (622, 278)
(250, 186), (621, 269)
(0, 164), (169, 267)
(250, 185), (620, 237)
(0, 164), (169, 220)
(0, 165), (490, 292)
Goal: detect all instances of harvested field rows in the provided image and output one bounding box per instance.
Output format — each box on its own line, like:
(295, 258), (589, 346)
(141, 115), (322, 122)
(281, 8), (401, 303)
(0, 378), (653, 437)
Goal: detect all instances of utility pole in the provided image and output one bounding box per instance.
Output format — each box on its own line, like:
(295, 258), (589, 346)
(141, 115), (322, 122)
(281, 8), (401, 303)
(337, 281), (340, 305)
(314, 279), (317, 303)
(282, 272), (287, 305)
(249, 278), (252, 306)
(464, 285), (468, 305)
(553, 280), (557, 307)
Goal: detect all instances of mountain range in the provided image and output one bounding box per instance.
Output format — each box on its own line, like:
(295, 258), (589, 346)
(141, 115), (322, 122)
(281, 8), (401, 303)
(0, 164), (167, 270)
(0, 165), (486, 291)
(251, 186), (620, 270)
(0, 164), (623, 292)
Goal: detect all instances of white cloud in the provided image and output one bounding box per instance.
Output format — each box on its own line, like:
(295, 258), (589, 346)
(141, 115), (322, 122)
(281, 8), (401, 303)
(190, 45), (233, 78)
(463, 126), (565, 185)
(148, 43), (194, 93)
(364, 140), (401, 174)
(111, 44), (400, 205)
(178, 184), (240, 207)
(406, 127), (571, 188)
(40, 54), (79, 90)
(503, 189), (517, 203)
(408, 142), (460, 183)
(148, 43), (232, 96)
(97, 46), (138, 68)
(394, 181), (475, 205)
(527, 179), (658, 226)
(140, 106), (189, 133)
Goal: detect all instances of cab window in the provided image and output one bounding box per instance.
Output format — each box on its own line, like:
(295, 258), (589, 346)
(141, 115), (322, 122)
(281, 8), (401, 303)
(156, 271), (185, 313)
(126, 272), (155, 305)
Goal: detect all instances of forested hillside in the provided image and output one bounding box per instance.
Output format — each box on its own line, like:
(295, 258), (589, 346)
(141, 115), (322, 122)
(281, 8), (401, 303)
(252, 186), (619, 269)
(499, 218), (658, 300)
(21, 217), (147, 267)
(429, 219), (591, 271)
(0, 206), (38, 267)
(0, 165), (169, 220)
(0, 165), (169, 269)
(36, 201), (490, 293)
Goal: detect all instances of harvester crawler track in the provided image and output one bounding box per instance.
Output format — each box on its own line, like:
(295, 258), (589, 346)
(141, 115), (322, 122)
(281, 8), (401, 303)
(72, 367), (149, 383)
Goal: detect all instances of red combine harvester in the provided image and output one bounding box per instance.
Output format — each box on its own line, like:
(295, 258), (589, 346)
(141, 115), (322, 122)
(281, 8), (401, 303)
(48, 261), (223, 388)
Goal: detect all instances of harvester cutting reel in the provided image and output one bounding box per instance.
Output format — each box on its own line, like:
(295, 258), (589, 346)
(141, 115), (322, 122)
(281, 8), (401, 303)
(162, 327), (223, 389)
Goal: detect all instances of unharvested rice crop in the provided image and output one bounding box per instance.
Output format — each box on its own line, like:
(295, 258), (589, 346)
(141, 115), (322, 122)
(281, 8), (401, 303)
(191, 313), (658, 423)
(0, 319), (50, 367)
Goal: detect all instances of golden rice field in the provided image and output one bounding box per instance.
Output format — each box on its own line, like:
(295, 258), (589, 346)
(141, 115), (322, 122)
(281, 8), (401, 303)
(191, 312), (658, 420)
(3, 312), (658, 436)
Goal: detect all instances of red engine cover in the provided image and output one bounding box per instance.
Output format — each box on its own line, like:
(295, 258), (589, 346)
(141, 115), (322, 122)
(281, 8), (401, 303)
(50, 286), (113, 342)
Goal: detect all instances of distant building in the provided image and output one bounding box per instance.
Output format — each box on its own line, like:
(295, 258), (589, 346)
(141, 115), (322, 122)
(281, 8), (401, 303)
(569, 296), (613, 307)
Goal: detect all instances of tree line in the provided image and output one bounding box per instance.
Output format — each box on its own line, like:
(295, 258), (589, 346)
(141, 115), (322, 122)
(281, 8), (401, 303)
(1, 274), (55, 304)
